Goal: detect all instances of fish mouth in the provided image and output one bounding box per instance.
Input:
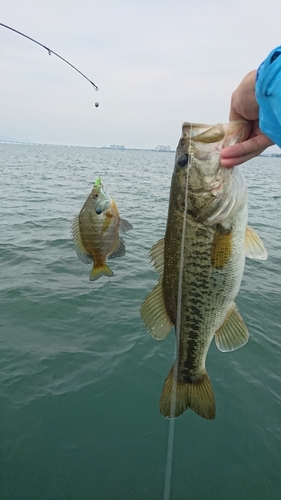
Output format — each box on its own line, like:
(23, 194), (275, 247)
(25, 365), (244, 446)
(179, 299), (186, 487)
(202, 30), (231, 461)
(191, 188), (210, 197)
(191, 179), (224, 197)
(95, 199), (110, 214)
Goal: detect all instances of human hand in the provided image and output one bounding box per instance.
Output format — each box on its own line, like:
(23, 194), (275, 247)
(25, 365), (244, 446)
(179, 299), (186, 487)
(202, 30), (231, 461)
(220, 70), (273, 167)
(220, 121), (273, 167)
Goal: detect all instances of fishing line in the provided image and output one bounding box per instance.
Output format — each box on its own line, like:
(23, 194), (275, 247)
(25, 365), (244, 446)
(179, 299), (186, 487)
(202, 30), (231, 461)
(0, 23), (99, 91)
(163, 124), (193, 500)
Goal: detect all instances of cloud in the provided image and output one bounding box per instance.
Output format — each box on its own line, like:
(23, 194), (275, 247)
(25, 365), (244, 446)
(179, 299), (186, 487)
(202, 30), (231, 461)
(1, 0), (281, 149)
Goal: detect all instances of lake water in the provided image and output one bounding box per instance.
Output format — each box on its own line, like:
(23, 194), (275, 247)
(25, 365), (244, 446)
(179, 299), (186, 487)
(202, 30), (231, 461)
(0, 144), (281, 499)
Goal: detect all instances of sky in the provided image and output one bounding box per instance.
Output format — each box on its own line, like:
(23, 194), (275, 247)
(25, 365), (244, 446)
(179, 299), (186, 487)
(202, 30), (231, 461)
(1, 0), (281, 150)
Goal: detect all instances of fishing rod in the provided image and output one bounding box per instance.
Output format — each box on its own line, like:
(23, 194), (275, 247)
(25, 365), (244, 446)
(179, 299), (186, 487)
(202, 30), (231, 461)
(0, 23), (99, 92)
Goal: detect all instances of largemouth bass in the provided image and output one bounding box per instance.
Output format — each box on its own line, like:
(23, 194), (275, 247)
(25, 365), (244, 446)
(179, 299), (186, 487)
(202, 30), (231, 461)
(141, 120), (267, 420)
(72, 177), (133, 280)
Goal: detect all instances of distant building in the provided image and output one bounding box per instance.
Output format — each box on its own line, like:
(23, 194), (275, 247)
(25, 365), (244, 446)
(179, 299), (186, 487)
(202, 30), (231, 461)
(110, 144), (125, 150)
(156, 145), (171, 152)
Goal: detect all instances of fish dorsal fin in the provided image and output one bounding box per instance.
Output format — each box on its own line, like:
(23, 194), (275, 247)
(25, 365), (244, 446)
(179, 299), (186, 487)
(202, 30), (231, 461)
(245, 226), (268, 260)
(71, 216), (93, 264)
(215, 302), (249, 352)
(211, 227), (232, 268)
(108, 238), (126, 259)
(140, 277), (173, 340)
(119, 218), (133, 232)
(149, 238), (164, 276)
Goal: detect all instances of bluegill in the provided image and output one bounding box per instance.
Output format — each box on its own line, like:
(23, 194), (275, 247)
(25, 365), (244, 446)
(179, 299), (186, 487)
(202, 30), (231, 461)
(141, 120), (267, 420)
(72, 177), (133, 280)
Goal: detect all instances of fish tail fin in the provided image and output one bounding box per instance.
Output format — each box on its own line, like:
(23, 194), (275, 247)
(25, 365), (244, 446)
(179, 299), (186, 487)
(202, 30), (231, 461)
(159, 368), (216, 420)
(89, 263), (114, 281)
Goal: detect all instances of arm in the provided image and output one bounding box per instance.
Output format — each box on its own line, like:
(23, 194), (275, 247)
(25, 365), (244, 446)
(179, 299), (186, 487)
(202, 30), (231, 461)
(221, 47), (281, 168)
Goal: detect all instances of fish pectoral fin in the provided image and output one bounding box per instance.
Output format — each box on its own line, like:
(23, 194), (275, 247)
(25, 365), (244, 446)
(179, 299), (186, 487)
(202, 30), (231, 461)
(159, 369), (216, 420)
(211, 227), (232, 268)
(149, 238), (165, 276)
(90, 263), (114, 281)
(140, 278), (173, 340)
(119, 218), (133, 232)
(71, 216), (92, 264)
(108, 238), (126, 259)
(245, 225), (268, 260)
(215, 302), (249, 352)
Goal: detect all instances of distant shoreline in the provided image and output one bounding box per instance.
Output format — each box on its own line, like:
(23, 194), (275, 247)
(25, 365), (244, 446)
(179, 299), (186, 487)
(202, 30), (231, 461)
(1, 141), (281, 157)
(0, 140), (176, 152)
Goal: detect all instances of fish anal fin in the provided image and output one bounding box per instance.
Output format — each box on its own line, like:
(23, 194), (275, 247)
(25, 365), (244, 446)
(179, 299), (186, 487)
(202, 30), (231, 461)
(215, 302), (249, 352)
(108, 239), (126, 259)
(71, 216), (92, 264)
(119, 218), (133, 232)
(245, 225), (268, 260)
(90, 263), (114, 281)
(159, 369), (216, 420)
(149, 238), (165, 276)
(140, 278), (173, 340)
(211, 227), (232, 268)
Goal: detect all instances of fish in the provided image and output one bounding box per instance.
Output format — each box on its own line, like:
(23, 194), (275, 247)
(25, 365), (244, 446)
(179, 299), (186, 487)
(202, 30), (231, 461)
(141, 120), (267, 420)
(72, 177), (133, 280)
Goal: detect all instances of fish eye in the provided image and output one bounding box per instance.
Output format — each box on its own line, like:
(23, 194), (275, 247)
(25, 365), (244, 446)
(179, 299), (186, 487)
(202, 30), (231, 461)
(178, 154), (189, 168)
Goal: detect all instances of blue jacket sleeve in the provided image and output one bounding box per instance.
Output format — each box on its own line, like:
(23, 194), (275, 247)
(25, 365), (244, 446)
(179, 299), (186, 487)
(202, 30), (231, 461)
(256, 46), (281, 147)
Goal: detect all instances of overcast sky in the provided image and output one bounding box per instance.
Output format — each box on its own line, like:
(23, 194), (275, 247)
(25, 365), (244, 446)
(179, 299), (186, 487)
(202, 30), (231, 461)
(1, 0), (281, 149)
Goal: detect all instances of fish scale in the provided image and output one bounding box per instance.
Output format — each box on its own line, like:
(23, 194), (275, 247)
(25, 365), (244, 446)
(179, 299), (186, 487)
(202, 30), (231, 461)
(177, 220), (216, 382)
(141, 120), (268, 420)
(72, 178), (133, 281)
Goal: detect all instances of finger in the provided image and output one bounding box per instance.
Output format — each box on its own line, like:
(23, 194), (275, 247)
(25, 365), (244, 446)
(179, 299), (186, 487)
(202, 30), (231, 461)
(221, 134), (273, 161)
(221, 153), (259, 168)
(229, 110), (244, 122)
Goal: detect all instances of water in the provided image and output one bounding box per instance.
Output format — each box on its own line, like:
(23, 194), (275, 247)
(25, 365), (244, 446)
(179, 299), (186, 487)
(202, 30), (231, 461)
(0, 144), (280, 500)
